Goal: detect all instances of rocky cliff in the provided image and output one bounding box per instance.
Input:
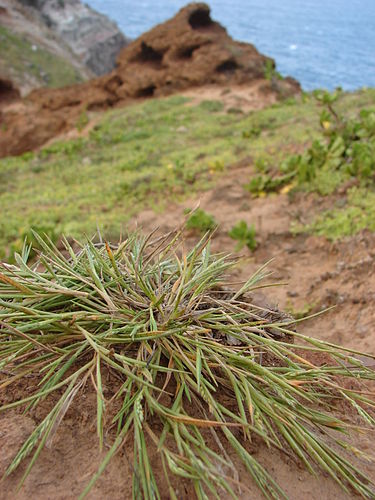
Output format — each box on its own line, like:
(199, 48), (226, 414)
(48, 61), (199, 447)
(0, 0), (129, 94)
(18, 0), (130, 75)
(0, 3), (301, 158)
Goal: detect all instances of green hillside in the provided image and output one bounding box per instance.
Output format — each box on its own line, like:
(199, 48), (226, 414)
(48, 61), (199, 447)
(0, 25), (84, 89)
(0, 88), (374, 261)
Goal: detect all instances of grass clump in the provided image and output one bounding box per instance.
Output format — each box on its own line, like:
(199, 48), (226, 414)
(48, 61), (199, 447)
(1, 229), (375, 499)
(197, 100), (224, 113)
(186, 208), (217, 233)
(228, 220), (257, 251)
(263, 59), (283, 82)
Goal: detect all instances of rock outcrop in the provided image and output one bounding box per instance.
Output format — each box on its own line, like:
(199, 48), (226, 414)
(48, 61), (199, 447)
(0, 3), (301, 158)
(0, 0), (129, 95)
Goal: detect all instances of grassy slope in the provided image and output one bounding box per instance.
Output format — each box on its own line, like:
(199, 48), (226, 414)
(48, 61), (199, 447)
(0, 25), (84, 88)
(0, 89), (375, 260)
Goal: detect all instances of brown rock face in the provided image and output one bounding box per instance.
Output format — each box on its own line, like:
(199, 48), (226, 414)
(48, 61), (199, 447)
(115, 3), (270, 98)
(0, 3), (300, 158)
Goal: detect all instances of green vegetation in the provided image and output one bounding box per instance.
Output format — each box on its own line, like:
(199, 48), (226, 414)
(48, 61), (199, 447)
(186, 208), (217, 233)
(299, 187), (375, 240)
(76, 108), (89, 132)
(263, 59), (283, 81)
(248, 90), (375, 197)
(1, 89), (375, 261)
(285, 300), (318, 320)
(244, 89), (375, 239)
(244, 171), (294, 196)
(0, 25), (83, 88)
(1, 230), (375, 498)
(0, 92), (314, 260)
(228, 220), (257, 251)
(279, 90), (375, 194)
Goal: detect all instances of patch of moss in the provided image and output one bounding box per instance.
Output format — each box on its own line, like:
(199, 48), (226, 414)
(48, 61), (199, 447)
(285, 300), (318, 320)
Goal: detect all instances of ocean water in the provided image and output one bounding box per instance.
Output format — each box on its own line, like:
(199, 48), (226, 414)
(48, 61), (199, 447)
(86, 0), (375, 91)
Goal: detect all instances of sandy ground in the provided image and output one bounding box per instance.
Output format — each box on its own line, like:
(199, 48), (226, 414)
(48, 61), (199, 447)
(182, 82), (279, 112)
(134, 160), (375, 356)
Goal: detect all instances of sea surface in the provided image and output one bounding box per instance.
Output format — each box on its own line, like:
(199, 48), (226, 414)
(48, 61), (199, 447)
(86, 0), (375, 91)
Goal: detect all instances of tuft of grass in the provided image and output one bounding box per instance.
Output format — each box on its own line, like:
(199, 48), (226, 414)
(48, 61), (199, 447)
(1, 229), (375, 499)
(228, 220), (257, 251)
(76, 109), (89, 132)
(186, 208), (217, 233)
(198, 100), (224, 113)
(263, 59), (283, 82)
